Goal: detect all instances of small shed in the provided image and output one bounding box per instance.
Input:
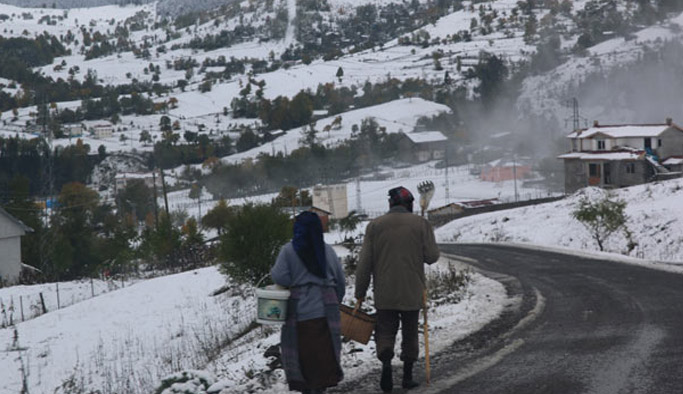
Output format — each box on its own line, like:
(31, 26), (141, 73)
(0, 207), (33, 286)
(399, 131), (448, 163)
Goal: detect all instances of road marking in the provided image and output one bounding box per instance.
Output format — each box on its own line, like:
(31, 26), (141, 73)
(419, 339), (526, 393)
(442, 253), (478, 264)
(420, 288), (546, 393)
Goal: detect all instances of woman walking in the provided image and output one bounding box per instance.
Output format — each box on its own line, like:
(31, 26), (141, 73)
(271, 211), (345, 394)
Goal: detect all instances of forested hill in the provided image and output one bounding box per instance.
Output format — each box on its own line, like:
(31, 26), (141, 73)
(0, 0), (150, 7)
(0, 0), (237, 16)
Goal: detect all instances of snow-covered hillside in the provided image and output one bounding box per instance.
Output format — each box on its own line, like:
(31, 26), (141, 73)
(517, 11), (683, 126)
(436, 178), (683, 266)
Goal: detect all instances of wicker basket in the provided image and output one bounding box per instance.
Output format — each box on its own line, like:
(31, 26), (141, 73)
(339, 304), (376, 344)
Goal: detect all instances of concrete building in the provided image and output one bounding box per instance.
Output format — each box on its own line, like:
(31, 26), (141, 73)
(0, 207), (32, 286)
(83, 121), (114, 139)
(312, 184), (348, 219)
(558, 119), (683, 193)
(62, 123), (84, 137)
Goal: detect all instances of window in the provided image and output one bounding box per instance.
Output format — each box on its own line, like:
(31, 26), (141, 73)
(644, 138), (652, 149)
(589, 163), (601, 177)
(626, 162), (635, 174)
(658, 139), (662, 147)
(597, 140), (606, 150)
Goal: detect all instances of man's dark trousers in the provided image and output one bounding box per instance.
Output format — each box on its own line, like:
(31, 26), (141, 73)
(375, 309), (420, 362)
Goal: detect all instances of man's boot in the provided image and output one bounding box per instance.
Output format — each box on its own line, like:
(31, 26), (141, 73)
(402, 362), (420, 389)
(380, 360), (393, 392)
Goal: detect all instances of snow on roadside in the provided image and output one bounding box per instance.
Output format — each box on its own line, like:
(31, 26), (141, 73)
(0, 256), (509, 394)
(206, 256), (508, 394)
(435, 179), (683, 268)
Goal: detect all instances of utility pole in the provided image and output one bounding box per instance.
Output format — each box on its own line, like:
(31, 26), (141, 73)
(444, 145), (450, 203)
(513, 155), (519, 203)
(355, 176), (362, 214)
(565, 97), (586, 132)
(152, 170), (160, 229)
(159, 167), (170, 217)
(39, 91), (55, 278)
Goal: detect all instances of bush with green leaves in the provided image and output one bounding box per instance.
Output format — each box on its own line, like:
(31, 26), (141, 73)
(427, 262), (472, 306)
(572, 193), (628, 251)
(219, 203), (292, 285)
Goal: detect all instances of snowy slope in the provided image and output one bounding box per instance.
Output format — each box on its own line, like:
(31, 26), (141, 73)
(0, 267), (246, 393)
(517, 11), (683, 125)
(436, 178), (683, 266)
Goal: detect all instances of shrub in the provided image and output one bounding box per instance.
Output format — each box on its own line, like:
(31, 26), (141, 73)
(427, 262), (472, 306)
(219, 203), (292, 285)
(572, 194), (627, 251)
(154, 370), (214, 394)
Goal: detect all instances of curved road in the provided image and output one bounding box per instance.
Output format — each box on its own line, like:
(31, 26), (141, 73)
(334, 244), (683, 394)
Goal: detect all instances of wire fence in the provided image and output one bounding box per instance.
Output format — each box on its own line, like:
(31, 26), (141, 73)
(0, 277), (132, 328)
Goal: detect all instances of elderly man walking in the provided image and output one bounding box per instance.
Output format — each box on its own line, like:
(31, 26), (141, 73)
(355, 186), (440, 392)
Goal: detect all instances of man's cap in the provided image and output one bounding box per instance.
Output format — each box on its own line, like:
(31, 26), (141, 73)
(388, 186), (414, 207)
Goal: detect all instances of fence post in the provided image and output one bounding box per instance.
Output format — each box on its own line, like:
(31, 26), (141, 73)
(56, 282), (60, 309)
(39, 292), (47, 314)
(91, 277), (95, 298)
(20, 296), (24, 322)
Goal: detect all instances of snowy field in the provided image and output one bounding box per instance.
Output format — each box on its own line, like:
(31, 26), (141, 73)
(0, 254), (508, 394)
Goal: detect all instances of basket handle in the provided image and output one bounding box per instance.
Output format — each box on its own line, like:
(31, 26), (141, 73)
(353, 298), (363, 316)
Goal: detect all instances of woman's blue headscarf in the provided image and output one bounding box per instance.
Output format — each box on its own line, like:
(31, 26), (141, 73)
(292, 211), (327, 278)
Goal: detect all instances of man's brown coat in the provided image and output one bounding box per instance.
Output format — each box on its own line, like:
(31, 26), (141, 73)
(355, 206), (440, 310)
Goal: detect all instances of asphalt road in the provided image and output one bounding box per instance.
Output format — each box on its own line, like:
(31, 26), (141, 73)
(334, 244), (683, 394)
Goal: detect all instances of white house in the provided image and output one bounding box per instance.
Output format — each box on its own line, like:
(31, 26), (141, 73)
(312, 184), (348, 219)
(62, 123), (84, 137)
(0, 207), (32, 286)
(558, 118), (683, 193)
(83, 120), (114, 139)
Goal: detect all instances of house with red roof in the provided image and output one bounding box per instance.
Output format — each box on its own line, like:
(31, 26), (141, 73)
(558, 118), (683, 193)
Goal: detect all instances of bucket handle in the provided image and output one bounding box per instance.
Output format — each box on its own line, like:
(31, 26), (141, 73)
(256, 273), (271, 289)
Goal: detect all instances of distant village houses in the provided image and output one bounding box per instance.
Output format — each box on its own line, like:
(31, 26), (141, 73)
(558, 119), (683, 193)
(0, 207), (33, 286)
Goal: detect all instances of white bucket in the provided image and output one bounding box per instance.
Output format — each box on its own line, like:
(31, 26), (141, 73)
(255, 285), (291, 325)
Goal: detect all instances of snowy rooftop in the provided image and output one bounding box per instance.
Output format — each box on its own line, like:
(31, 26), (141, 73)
(568, 124), (679, 139)
(115, 172), (155, 180)
(663, 157), (683, 165)
(403, 131), (448, 144)
(558, 151), (644, 160)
